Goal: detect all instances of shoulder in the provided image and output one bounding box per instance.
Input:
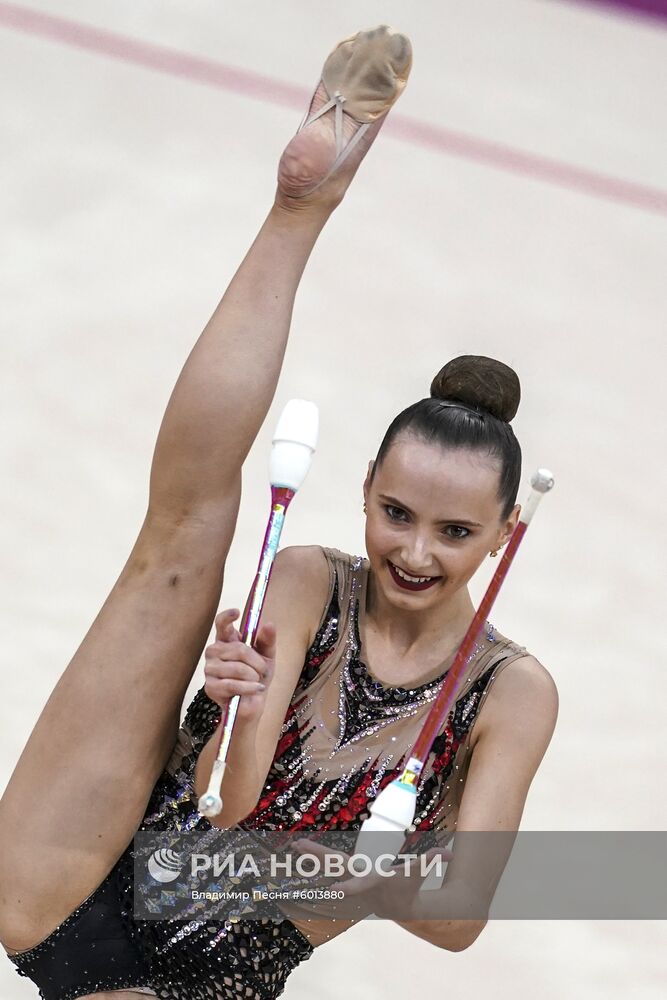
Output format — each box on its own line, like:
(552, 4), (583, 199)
(274, 544), (328, 576)
(274, 545), (329, 584)
(474, 654), (559, 756)
(491, 653), (558, 704)
(273, 545), (330, 596)
(274, 545), (362, 589)
(271, 546), (332, 641)
(452, 654), (558, 840)
(456, 654), (559, 831)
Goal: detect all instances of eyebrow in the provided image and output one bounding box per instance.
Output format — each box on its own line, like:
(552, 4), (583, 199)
(378, 494), (483, 528)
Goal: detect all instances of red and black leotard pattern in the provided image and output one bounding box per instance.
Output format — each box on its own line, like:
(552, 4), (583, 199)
(141, 569), (506, 839)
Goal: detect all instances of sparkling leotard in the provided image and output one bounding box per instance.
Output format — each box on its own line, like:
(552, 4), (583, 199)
(9, 547), (528, 1000)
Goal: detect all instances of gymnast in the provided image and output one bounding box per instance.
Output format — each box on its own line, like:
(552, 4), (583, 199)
(0, 26), (558, 1000)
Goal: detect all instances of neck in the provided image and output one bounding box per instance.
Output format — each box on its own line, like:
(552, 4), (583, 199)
(364, 564), (476, 658)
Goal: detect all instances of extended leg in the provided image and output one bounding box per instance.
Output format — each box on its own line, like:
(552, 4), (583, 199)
(0, 26), (411, 954)
(0, 206), (332, 954)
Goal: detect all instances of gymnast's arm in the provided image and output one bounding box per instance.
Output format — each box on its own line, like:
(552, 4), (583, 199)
(193, 545), (330, 829)
(390, 654), (559, 951)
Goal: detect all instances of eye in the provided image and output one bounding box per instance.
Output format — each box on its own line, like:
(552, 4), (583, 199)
(384, 504), (408, 522)
(443, 525), (470, 540)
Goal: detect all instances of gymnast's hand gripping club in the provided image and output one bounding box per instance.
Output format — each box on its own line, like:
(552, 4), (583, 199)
(198, 399), (319, 819)
(356, 468), (555, 856)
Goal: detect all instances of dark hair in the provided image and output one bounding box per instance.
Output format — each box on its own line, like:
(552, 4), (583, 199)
(371, 356), (522, 519)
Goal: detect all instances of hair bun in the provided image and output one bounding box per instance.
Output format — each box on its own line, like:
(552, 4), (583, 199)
(430, 355), (520, 422)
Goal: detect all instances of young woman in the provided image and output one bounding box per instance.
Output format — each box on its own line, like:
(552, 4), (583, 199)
(0, 25), (557, 1000)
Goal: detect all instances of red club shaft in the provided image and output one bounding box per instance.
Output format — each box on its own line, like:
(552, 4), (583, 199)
(410, 519), (528, 765)
(214, 485), (295, 755)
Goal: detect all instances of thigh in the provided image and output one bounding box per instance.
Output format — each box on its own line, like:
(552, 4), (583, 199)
(0, 487), (240, 950)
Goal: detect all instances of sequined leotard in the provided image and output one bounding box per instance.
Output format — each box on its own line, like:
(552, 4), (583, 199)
(9, 547), (528, 1000)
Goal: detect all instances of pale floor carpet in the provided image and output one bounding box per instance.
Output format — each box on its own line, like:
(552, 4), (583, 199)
(1, 1), (666, 997)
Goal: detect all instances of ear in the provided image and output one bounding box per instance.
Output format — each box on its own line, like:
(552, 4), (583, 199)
(500, 504), (521, 545)
(363, 460), (375, 503)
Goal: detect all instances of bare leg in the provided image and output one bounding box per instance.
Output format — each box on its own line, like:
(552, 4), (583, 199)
(0, 208), (331, 953)
(0, 27), (410, 953)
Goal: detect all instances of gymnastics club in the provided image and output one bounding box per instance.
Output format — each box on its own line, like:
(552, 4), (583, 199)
(356, 468), (555, 856)
(198, 399), (319, 819)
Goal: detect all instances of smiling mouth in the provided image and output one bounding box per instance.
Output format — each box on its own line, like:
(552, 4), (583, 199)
(387, 560), (441, 592)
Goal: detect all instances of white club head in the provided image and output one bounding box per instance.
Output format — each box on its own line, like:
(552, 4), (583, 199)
(365, 778), (418, 830)
(198, 792), (223, 818)
(269, 399), (319, 491)
(354, 778), (418, 860)
(531, 468), (555, 493)
(520, 467), (556, 524)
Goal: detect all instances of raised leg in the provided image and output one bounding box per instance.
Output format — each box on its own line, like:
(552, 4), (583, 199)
(0, 25), (411, 954)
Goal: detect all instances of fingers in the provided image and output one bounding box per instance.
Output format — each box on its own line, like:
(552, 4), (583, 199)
(207, 610), (277, 709)
(426, 847), (454, 862)
(215, 608), (240, 642)
(205, 619), (276, 709)
(204, 653), (268, 704)
(205, 638), (273, 680)
(204, 654), (272, 696)
(205, 659), (267, 684)
(205, 675), (266, 701)
(213, 612), (275, 658)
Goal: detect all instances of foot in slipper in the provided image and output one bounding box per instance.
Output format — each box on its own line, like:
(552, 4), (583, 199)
(277, 25), (412, 212)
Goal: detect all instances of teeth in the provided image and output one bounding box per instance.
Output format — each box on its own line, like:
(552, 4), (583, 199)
(393, 564), (433, 584)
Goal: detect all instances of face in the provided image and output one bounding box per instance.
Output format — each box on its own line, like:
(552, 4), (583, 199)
(363, 433), (519, 612)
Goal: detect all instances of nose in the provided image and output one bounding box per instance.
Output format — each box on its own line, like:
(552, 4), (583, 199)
(398, 531), (435, 575)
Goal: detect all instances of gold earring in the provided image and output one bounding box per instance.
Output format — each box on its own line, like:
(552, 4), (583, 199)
(363, 502), (367, 514)
(490, 548), (499, 558)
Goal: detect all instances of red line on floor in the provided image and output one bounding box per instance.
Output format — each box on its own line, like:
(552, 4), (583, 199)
(570, 0), (667, 22)
(1, 2), (665, 216)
